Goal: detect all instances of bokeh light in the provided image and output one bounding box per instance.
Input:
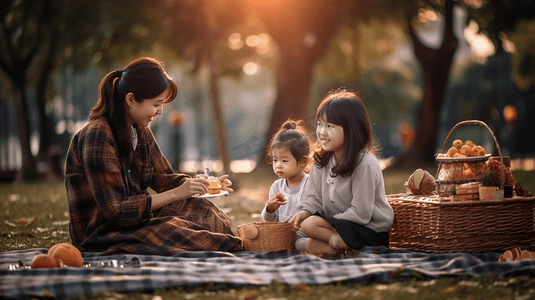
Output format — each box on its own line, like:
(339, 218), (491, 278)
(464, 20), (496, 62)
(417, 8), (438, 23)
(245, 35), (260, 47)
(464, 0), (483, 9)
(230, 159), (257, 173)
(228, 33), (244, 50)
(168, 110), (184, 127)
(242, 61), (260, 75)
(503, 105), (518, 122)
(255, 33), (272, 56)
(56, 120), (66, 135)
(499, 32), (516, 53)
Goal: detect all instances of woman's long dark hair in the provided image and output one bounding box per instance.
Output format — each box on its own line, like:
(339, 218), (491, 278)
(89, 57), (178, 161)
(314, 88), (373, 177)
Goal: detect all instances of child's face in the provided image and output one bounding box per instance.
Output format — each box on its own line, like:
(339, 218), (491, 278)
(272, 147), (304, 180)
(125, 87), (169, 127)
(316, 116), (345, 159)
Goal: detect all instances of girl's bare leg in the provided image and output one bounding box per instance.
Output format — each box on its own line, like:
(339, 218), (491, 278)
(329, 233), (349, 250)
(301, 215), (337, 242)
(300, 216), (340, 254)
(304, 238), (340, 255)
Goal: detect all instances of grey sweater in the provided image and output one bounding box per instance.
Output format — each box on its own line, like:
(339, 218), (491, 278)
(298, 150), (394, 233)
(262, 174), (310, 223)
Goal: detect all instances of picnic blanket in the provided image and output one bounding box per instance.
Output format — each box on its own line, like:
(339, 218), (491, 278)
(2, 246), (535, 299)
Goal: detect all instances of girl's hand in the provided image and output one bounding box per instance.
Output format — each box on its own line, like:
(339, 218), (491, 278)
(217, 174), (233, 194)
(288, 210), (311, 230)
(177, 177), (208, 199)
(266, 195), (287, 213)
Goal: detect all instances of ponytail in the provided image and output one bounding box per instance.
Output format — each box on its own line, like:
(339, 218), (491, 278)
(89, 57), (178, 161)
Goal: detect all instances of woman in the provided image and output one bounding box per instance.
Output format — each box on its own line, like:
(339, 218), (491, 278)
(64, 57), (242, 255)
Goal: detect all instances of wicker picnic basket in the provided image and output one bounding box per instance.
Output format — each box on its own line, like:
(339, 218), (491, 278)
(387, 194), (535, 253)
(387, 120), (535, 253)
(237, 222), (296, 252)
(435, 120), (502, 197)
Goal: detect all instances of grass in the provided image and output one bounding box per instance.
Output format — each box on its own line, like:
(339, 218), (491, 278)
(1, 167), (535, 299)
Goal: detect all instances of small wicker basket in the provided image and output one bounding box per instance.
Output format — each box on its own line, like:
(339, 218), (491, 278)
(237, 222), (296, 252)
(435, 120), (505, 197)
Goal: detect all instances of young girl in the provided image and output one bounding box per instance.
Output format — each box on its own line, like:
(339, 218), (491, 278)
(262, 119), (312, 222)
(64, 57), (242, 255)
(289, 89), (394, 254)
(262, 120), (312, 249)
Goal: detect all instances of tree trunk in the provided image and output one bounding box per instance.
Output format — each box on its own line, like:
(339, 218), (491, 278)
(265, 45), (316, 150)
(207, 55), (232, 175)
(36, 38), (64, 180)
(13, 83), (39, 181)
(255, 0), (347, 167)
(203, 0), (232, 175)
(392, 0), (458, 168)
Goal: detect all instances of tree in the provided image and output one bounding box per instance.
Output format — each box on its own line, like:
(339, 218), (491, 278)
(392, 0), (458, 167)
(1, 0), (118, 181)
(144, 0), (249, 175)
(33, 0), (104, 180)
(3, 0), (248, 180)
(0, 0), (50, 181)
(246, 0), (350, 167)
(394, 0), (535, 167)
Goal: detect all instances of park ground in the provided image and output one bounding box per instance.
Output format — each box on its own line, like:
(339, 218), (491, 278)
(1, 167), (535, 299)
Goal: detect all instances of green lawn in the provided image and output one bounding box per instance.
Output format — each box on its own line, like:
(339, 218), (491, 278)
(1, 167), (534, 299)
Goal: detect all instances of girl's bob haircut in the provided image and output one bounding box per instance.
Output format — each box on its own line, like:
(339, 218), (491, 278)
(314, 88), (373, 177)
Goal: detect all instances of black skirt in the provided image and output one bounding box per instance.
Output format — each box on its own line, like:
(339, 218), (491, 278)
(327, 217), (389, 250)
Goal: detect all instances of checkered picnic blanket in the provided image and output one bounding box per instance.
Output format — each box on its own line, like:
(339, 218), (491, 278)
(1, 247), (535, 299)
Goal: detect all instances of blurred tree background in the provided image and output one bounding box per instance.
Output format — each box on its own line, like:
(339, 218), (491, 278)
(1, 0), (534, 181)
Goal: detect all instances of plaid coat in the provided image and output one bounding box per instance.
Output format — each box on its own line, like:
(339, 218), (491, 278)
(64, 118), (242, 255)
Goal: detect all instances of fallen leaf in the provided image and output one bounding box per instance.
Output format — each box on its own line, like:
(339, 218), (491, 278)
(14, 217), (37, 227)
(5, 221), (17, 227)
(8, 194), (20, 202)
(52, 220), (70, 226)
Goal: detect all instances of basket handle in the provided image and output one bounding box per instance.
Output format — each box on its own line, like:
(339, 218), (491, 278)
(440, 120), (504, 188)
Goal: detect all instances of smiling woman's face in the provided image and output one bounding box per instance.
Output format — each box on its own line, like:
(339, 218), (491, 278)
(125, 87), (169, 127)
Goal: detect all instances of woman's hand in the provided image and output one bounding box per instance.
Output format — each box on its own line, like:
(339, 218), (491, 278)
(177, 177), (209, 199)
(288, 210), (311, 230)
(266, 195), (286, 213)
(151, 177), (209, 210)
(217, 174), (233, 194)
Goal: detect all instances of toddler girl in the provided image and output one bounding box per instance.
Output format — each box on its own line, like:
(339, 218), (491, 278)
(262, 119), (311, 223)
(289, 89), (394, 254)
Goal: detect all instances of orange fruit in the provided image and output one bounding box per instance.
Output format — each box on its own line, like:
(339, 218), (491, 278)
(48, 243), (83, 267)
(31, 254), (57, 269)
(463, 168), (475, 179)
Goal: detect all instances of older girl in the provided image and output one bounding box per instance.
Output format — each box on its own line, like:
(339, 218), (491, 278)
(290, 89), (393, 254)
